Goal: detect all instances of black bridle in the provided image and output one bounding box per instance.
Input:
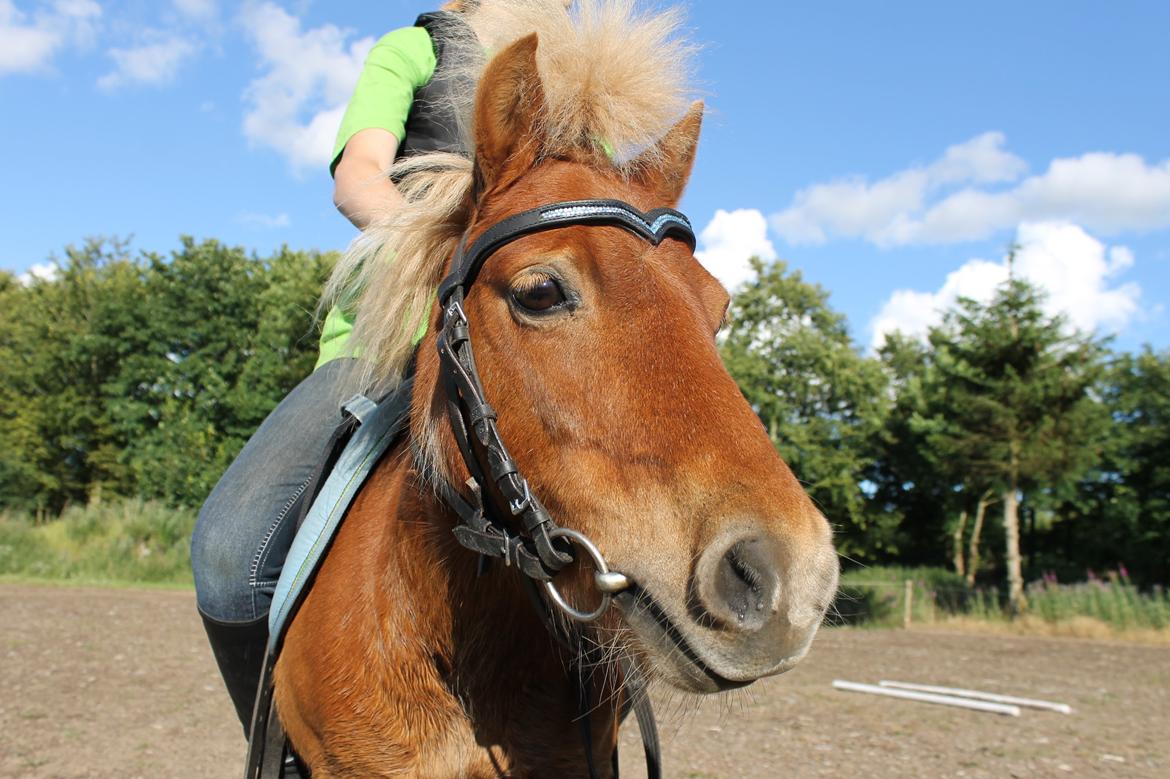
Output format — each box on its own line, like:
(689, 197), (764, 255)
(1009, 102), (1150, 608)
(431, 198), (696, 579)
(425, 198), (696, 779)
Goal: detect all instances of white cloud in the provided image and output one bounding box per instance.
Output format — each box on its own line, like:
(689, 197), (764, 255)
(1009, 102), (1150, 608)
(239, 1), (373, 172)
(18, 261), (58, 285)
(870, 260), (1005, 350)
(173, 0), (216, 21)
(95, 0), (222, 90)
(694, 208), (777, 292)
(870, 221), (1142, 350)
(928, 130), (1029, 186)
(237, 211), (291, 228)
(97, 35), (199, 89)
(772, 133), (1170, 247)
(0, 0), (101, 75)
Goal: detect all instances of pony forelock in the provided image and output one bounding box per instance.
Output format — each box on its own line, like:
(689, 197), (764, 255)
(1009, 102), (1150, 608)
(460, 0), (698, 168)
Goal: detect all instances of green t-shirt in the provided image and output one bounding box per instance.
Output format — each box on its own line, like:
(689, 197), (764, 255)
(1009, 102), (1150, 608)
(331, 26), (437, 175)
(317, 25), (438, 369)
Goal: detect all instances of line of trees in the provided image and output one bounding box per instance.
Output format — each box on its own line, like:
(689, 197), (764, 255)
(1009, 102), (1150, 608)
(2, 240), (1167, 599)
(1, 238), (331, 512)
(720, 257), (1168, 601)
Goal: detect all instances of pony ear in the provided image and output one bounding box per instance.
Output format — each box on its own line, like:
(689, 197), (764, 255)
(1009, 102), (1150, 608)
(631, 101), (704, 206)
(473, 33), (546, 196)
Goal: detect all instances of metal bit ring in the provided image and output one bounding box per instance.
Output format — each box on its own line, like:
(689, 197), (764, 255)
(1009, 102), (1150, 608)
(543, 527), (630, 622)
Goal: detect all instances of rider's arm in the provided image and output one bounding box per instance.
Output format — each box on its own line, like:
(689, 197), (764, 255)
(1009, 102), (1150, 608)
(331, 26), (437, 230)
(333, 129), (405, 230)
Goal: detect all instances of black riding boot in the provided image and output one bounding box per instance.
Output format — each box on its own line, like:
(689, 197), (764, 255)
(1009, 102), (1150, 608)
(199, 611), (269, 737)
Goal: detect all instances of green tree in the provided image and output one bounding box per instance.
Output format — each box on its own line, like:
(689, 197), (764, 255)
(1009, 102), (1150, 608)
(118, 237), (268, 505)
(1051, 348), (1170, 586)
(924, 277), (1106, 612)
(869, 332), (970, 569)
(721, 259), (893, 560)
(0, 240), (148, 511)
(1, 237), (333, 512)
(0, 271), (53, 511)
(119, 239), (332, 507)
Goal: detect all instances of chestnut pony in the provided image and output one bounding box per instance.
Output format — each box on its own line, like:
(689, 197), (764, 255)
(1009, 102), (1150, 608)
(273, 33), (839, 779)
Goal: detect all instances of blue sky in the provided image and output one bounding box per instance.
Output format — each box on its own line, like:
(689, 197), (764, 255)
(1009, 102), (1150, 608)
(3, 0), (1168, 353)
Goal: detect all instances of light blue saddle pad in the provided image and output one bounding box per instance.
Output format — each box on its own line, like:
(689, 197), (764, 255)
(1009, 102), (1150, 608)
(267, 384), (411, 650)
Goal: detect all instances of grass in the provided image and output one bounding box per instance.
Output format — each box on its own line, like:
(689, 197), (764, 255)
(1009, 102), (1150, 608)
(832, 565), (974, 627)
(1027, 575), (1170, 630)
(0, 499), (195, 585)
(832, 564), (1170, 639)
(926, 615), (1170, 644)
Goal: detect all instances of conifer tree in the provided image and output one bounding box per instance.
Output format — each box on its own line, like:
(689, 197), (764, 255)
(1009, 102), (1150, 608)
(925, 276), (1105, 612)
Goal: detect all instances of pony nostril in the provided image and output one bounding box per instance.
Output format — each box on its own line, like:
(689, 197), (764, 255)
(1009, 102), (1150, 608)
(721, 543), (763, 616)
(701, 537), (780, 631)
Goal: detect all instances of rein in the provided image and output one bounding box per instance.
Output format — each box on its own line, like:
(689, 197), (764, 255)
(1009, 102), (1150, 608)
(424, 198), (696, 778)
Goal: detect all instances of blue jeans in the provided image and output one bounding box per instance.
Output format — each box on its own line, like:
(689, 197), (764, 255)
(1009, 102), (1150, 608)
(191, 358), (357, 623)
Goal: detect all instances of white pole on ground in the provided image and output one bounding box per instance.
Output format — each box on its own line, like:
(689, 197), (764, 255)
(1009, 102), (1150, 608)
(878, 681), (1072, 714)
(832, 680), (1021, 716)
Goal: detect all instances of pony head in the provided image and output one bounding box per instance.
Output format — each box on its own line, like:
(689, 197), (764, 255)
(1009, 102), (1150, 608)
(331, 0), (838, 695)
(419, 33), (836, 691)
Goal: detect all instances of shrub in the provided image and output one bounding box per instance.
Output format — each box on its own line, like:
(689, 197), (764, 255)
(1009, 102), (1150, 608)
(0, 499), (195, 584)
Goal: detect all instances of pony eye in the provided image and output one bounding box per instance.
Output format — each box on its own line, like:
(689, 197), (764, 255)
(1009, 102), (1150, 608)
(512, 276), (566, 313)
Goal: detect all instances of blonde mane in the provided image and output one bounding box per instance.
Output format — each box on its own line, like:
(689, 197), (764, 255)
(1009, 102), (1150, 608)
(322, 0), (697, 390)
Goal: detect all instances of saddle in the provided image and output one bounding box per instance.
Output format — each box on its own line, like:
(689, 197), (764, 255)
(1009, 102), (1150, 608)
(246, 381), (412, 779)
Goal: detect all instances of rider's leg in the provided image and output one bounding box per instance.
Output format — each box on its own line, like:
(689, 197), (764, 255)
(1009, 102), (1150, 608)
(191, 357), (358, 735)
(199, 612), (269, 735)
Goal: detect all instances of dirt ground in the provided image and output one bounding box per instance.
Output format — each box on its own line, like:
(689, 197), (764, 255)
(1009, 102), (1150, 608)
(1, 585), (1167, 778)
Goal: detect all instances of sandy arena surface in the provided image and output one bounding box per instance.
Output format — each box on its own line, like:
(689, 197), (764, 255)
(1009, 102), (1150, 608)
(2, 584), (1167, 778)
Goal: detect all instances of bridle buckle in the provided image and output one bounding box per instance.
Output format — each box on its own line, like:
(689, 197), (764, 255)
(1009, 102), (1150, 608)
(509, 480), (532, 515)
(445, 298), (468, 327)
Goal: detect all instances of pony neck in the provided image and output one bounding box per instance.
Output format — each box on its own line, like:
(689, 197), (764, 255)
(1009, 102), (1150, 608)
(383, 455), (622, 775)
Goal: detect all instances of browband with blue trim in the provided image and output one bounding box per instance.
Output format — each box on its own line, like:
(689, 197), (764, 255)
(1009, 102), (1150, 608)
(437, 199), (695, 304)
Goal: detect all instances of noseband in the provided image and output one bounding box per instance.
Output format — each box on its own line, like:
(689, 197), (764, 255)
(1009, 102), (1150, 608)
(429, 198), (696, 616)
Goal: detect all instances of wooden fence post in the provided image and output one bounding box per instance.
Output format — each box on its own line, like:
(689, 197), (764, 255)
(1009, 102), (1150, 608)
(903, 579), (914, 628)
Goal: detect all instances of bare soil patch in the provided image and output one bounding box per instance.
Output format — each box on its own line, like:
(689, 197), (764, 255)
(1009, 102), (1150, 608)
(2, 584), (1166, 778)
